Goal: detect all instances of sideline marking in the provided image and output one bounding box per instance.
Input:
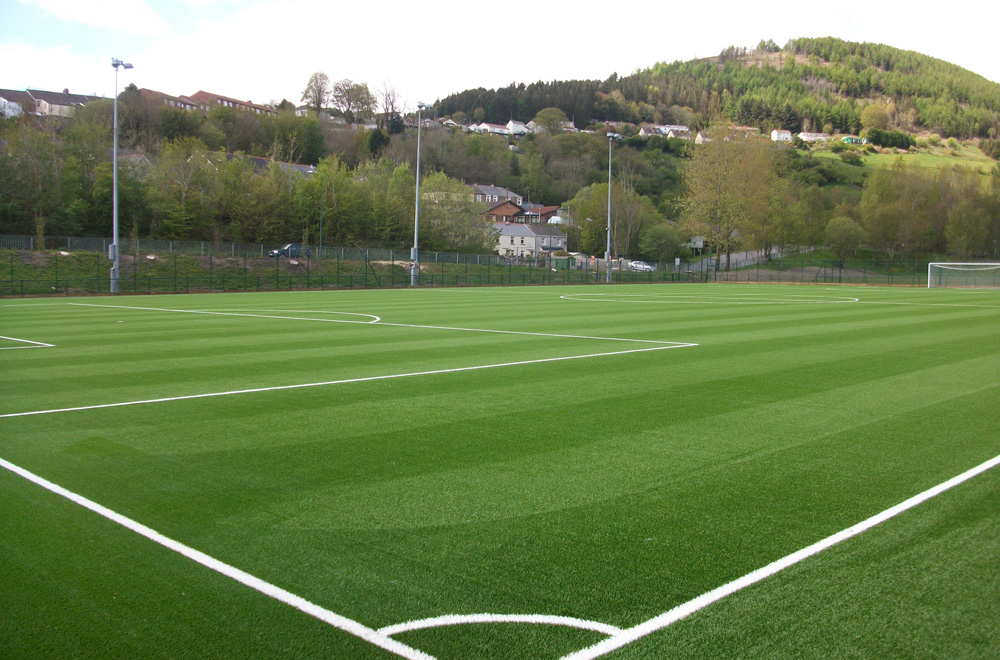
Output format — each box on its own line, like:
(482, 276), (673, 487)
(379, 613), (622, 637)
(560, 452), (1000, 660)
(0, 335), (55, 350)
(0, 457), (434, 660)
(0, 344), (693, 419)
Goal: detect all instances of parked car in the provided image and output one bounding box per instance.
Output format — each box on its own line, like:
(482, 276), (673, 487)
(627, 260), (654, 272)
(268, 243), (310, 258)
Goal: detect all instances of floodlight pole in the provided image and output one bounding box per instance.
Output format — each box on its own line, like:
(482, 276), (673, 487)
(411, 101), (427, 287)
(110, 58), (133, 293)
(606, 134), (613, 283)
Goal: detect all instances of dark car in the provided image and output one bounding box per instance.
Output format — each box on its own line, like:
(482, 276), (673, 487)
(268, 243), (310, 258)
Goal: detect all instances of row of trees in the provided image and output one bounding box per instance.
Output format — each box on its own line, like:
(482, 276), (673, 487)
(675, 129), (1000, 267)
(3, 109), (998, 264)
(0, 116), (492, 252)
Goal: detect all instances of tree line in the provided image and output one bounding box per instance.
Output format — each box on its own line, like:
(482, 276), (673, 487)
(3, 105), (999, 265)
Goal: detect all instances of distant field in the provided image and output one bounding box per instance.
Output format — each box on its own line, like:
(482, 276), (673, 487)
(813, 146), (996, 174)
(2, 283), (999, 659)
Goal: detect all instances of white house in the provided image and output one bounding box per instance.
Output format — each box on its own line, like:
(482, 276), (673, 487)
(798, 132), (827, 142)
(475, 122), (509, 137)
(0, 89), (28, 118)
(771, 129), (793, 142)
(506, 119), (529, 137)
(494, 222), (567, 258)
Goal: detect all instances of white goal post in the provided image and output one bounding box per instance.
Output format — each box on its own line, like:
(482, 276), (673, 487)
(927, 263), (1000, 289)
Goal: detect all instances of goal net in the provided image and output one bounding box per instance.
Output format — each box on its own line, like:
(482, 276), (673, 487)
(927, 263), (1000, 288)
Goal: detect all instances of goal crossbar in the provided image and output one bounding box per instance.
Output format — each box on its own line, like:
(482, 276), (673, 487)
(927, 262), (1000, 288)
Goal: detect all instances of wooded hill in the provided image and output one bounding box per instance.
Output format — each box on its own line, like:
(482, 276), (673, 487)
(435, 37), (1000, 140)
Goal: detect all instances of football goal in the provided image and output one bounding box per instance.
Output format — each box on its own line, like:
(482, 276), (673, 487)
(927, 263), (1000, 288)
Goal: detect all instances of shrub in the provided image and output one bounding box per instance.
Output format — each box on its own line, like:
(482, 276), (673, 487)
(947, 137), (959, 149)
(980, 139), (1000, 160)
(929, 134), (942, 146)
(840, 151), (863, 166)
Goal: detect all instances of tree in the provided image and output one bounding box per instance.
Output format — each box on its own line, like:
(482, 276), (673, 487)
(825, 216), (867, 259)
(533, 107), (568, 134)
(639, 222), (686, 264)
(419, 172), (493, 252)
(301, 72), (331, 117)
(681, 130), (773, 269)
(378, 83), (400, 131)
(332, 80), (375, 124)
(149, 137), (217, 239)
(860, 104), (889, 131)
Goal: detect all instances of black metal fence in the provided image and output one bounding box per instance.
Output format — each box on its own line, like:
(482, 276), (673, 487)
(4, 235), (994, 297)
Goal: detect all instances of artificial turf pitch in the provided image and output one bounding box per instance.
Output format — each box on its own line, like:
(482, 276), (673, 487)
(1, 283), (998, 659)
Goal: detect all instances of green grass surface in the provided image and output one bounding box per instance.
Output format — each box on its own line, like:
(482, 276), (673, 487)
(2, 283), (999, 659)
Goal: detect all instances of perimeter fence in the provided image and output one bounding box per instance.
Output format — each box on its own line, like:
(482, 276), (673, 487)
(0, 234), (979, 297)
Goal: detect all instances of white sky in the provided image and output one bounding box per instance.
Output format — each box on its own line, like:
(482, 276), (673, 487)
(2, 0), (998, 113)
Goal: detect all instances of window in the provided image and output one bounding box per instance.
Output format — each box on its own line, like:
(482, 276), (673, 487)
(510, 237), (514, 244)
(520, 237), (525, 244)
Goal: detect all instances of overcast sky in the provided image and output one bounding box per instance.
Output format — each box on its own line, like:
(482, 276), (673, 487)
(2, 0), (997, 113)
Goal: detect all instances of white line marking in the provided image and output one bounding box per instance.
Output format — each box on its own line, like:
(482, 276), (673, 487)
(560, 452), (1000, 660)
(69, 303), (685, 345)
(378, 614), (622, 637)
(560, 293), (859, 305)
(0, 457), (435, 660)
(69, 303), (381, 324)
(0, 335), (55, 350)
(0, 344), (694, 419)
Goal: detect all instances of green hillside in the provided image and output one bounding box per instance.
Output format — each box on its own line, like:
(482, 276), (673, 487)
(436, 37), (1000, 140)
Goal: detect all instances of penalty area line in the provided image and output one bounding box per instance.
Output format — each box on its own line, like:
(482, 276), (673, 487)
(560, 452), (1000, 660)
(0, 335), (55, 350)
(0, 344), (695, 419)
(0, 456), (435, 660)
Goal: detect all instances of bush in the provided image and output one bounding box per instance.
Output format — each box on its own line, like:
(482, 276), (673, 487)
(929, 134), (942, 146)
(866, 128), (915, 150)
(829, 140), (845, 153)
(947, 137), (959, 149)
(840, 151), (863, 166)
(980, 139), (1000, 160)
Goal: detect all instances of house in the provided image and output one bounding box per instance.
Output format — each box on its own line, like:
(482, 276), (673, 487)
(439, 118), (459, 128)
(0, 89), (32, 117)
(771, 129), (793, 142)
(140, 88), (197, 112)
(841, 136), (867, 145)
(471, 184), (523, 207)
(486, 201), (528, 224)
(186, 91), (277, 117)
(695, 132), (712, 144)
(24, 89), (103, 117)
(798, 132), (827, 142)
(473, 122), (509, 137)
(494, 222), (568, 258)
(506, 119), (529, 137)
(522, 205), (561, 225)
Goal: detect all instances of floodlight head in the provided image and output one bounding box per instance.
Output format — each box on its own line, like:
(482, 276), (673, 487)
(111, 58), (133, 70)
(417, 101), (427, 110)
